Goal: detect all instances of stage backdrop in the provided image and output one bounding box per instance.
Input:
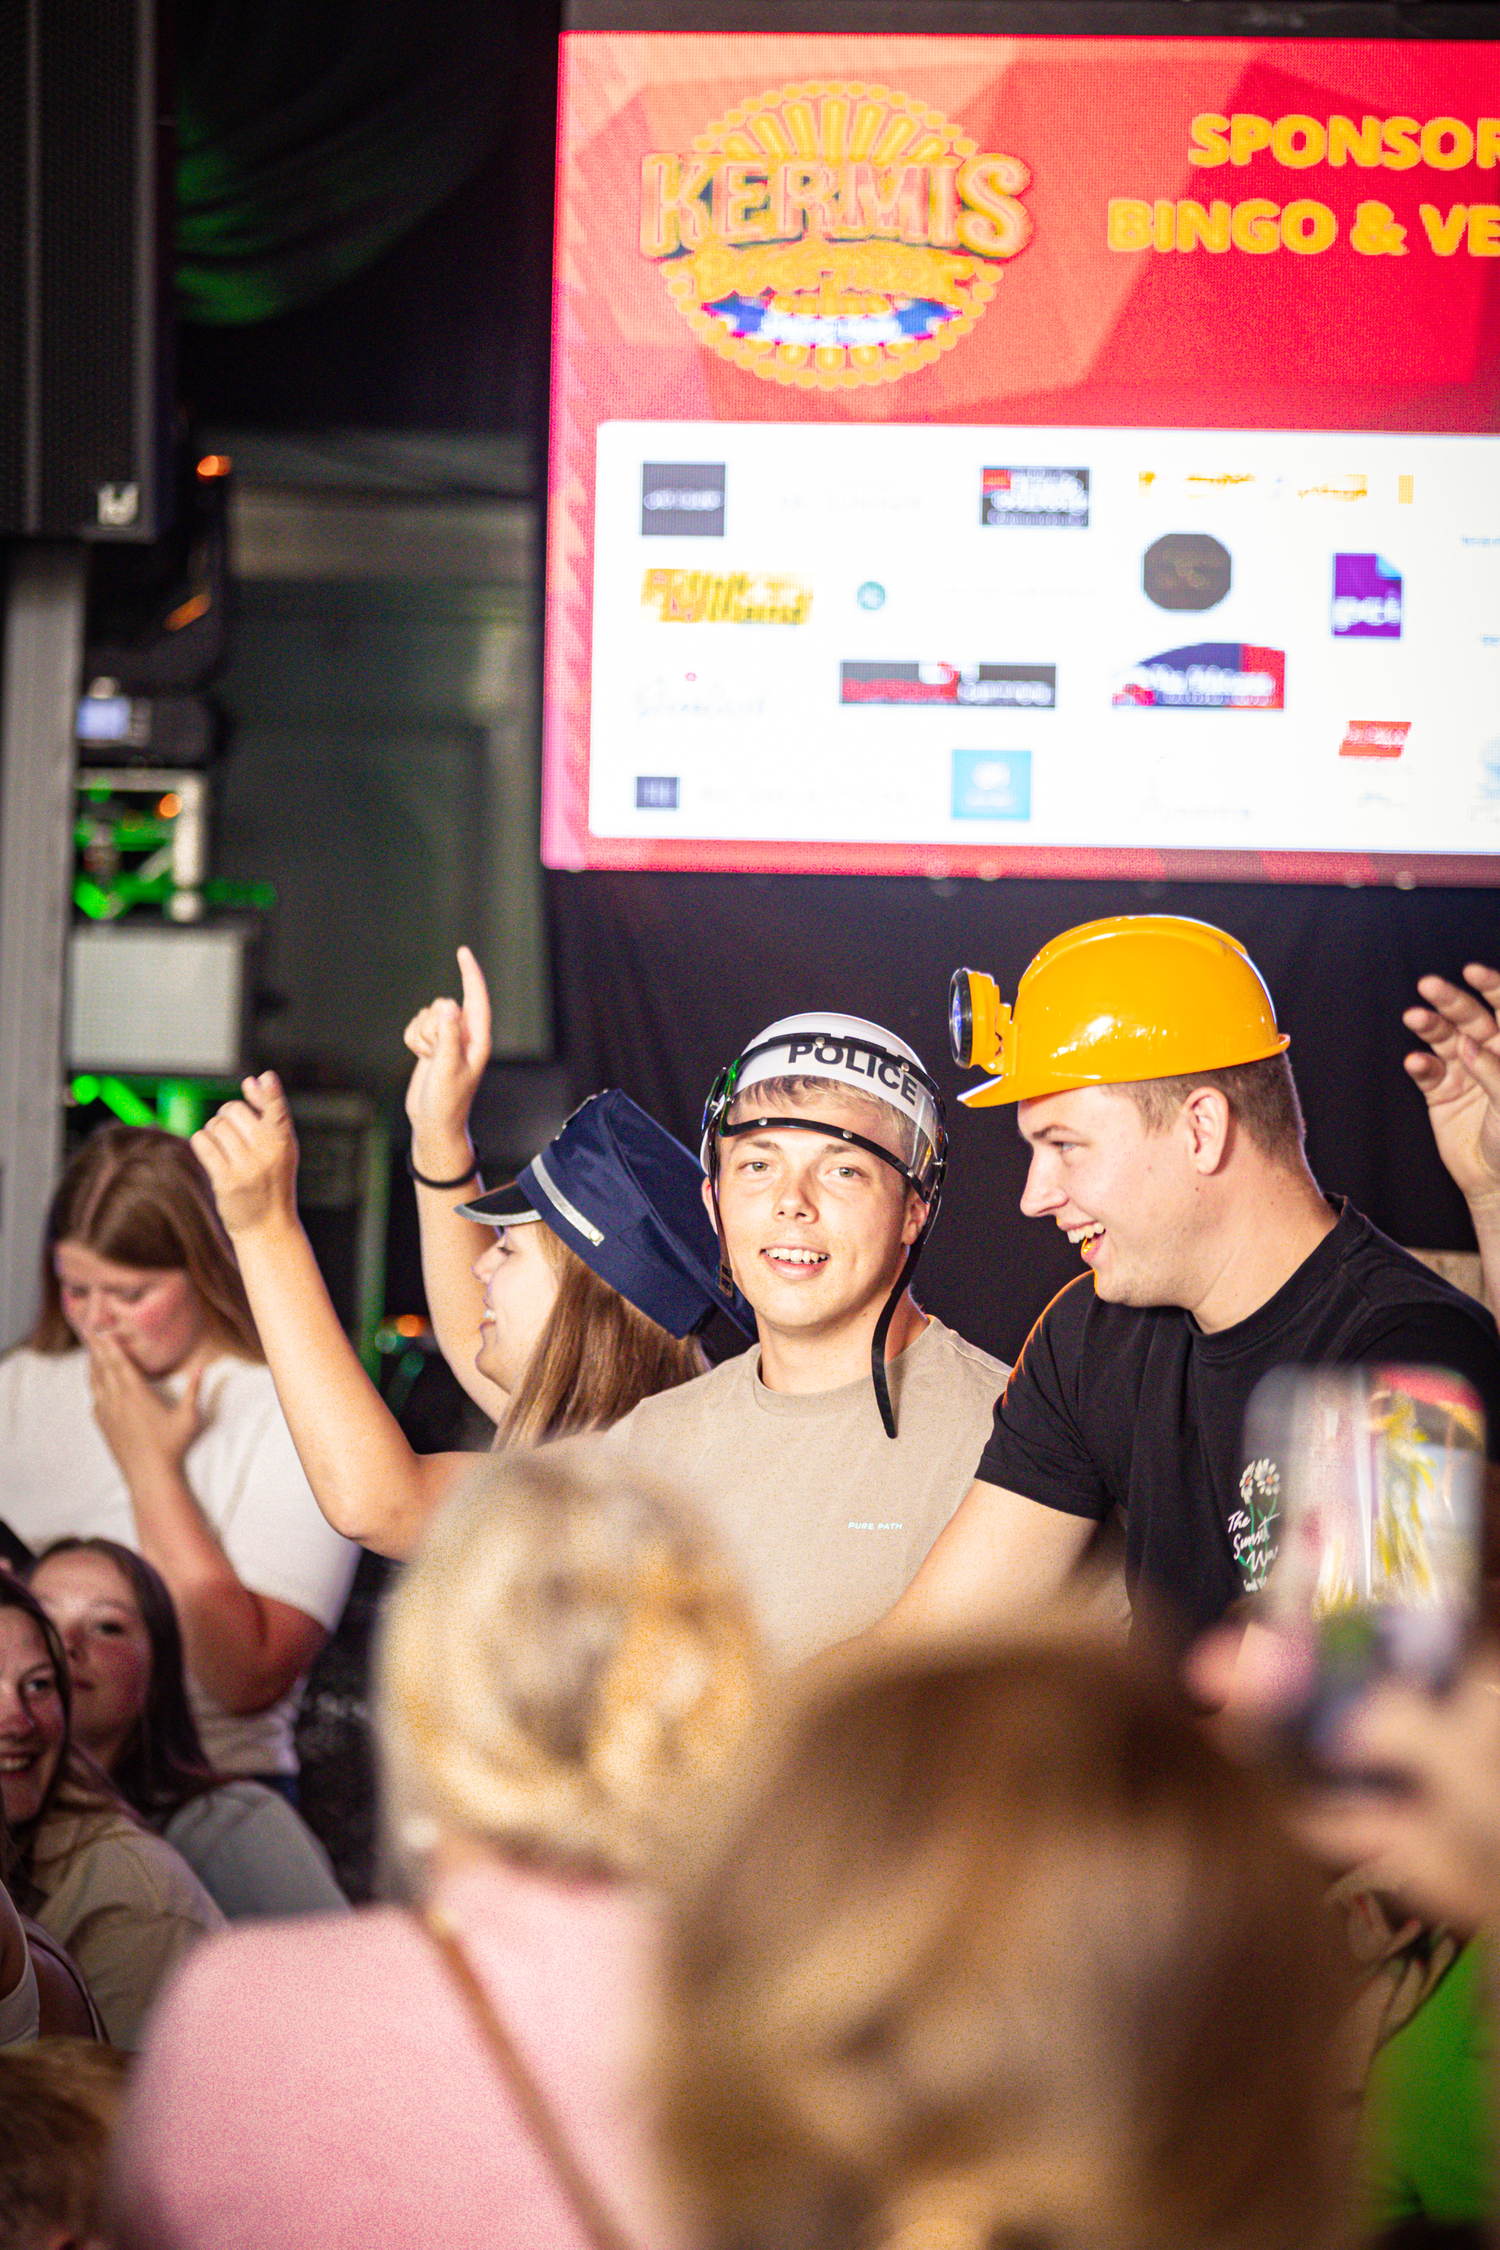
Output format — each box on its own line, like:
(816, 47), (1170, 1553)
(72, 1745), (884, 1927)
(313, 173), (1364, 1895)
(551, 869), (1497, 1366)
(546, 27), (1500, 883)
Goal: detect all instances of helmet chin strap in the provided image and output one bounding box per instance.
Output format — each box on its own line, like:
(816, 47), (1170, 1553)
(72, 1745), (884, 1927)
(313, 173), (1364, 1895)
(871, 1228), (929, 1441)
(712, 1113), (939, 1440)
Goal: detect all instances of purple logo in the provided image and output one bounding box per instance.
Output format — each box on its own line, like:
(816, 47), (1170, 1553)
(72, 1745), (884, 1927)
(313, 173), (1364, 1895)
(1332, 554), (1402, 639)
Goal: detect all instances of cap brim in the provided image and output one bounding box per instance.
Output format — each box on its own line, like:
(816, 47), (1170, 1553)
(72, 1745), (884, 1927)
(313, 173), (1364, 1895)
(452, 1181), (544, 1224)
(958, 1074), (1094, 1108)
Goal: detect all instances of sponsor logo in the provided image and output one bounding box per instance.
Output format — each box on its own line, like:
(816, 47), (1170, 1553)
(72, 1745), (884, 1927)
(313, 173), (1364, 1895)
(1339, 719), (1409, 759)
(639, 80), (1033, 391)
(641, 569), (811, 624)
(1332, 554), (1402, 638)
(981, 467), (1089, 528)
(635, 776), (681, 808)
(953, 750), (1032, 820)
(1462, 535), (1500, 547)
(634, 674), (767, 720)
(1297, 473), (1367, 501)
(856, 580), (886, 610)
(1143, 533), (1231, 612)
(641, 463), (725, 536)
(1139, 470), (1257, 493)
(841, 661), (1054, 708)
(1113, 643), (1284, 709)
(783, 1034), (925, 1109)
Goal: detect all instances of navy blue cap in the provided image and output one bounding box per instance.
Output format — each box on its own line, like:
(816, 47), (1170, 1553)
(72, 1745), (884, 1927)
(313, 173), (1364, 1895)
(455, 1089), (755, 1341)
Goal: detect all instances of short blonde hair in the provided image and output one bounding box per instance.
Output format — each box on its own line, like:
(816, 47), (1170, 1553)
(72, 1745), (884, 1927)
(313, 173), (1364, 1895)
(377, 1450), (761, 1887)
(727, 1075), (921, 1174)
(660, 1639), (1349, 2250)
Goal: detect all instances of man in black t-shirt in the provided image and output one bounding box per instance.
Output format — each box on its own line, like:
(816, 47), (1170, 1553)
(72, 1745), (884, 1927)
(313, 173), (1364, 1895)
(885, 915), (1500, 1646)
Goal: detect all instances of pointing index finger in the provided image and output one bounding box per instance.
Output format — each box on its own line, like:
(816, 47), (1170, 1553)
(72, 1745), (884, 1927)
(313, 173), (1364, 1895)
(456, 945), (492, 1055)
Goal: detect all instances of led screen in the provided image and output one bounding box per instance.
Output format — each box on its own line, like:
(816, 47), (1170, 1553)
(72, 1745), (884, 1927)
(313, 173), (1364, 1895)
(544, 24), (1500, 882)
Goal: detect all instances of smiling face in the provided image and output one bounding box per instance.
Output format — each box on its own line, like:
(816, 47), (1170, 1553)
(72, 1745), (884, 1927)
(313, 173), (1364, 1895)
(0, 1608), (67, 1830)
(30, 1548), (153, 1773)
(710, 1092), (925, 1348)
(1017, 1084), (1207, 1309)
(472, 1222), (563, 1394)
(53, 1240), (208, 1378)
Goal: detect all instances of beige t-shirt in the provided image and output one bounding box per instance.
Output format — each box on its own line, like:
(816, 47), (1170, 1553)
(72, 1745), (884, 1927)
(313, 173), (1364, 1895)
(607, 1317), (1008, 1665)
(30, 1805), (226, 2049)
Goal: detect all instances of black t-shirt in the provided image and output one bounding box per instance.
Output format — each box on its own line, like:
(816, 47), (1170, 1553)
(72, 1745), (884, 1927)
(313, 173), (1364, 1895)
(977, 1200), (1500, 1637)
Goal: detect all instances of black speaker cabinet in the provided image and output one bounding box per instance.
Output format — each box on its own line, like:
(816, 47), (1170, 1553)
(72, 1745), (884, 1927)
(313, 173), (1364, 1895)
(0, 0), (173, 541)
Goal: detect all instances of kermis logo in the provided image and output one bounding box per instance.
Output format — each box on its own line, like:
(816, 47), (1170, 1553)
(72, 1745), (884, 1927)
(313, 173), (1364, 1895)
(1113, 642), (1285, 710)
(640, 80), (1032, 391)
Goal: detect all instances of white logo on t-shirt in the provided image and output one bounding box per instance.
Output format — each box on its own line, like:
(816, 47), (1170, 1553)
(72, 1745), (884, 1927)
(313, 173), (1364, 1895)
(848, 1521), (903, 1531)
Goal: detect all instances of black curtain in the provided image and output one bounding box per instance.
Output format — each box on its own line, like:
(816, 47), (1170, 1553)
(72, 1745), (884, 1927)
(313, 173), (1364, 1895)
(551, 872), (1500, 1366)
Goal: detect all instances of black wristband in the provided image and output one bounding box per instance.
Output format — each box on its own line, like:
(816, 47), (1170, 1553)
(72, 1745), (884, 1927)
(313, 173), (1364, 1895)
(406, 1151), (480, 1192)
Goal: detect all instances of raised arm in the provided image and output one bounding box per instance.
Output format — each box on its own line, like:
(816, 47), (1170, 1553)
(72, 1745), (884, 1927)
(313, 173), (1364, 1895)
(404, 946), (511, 1422)
(878, 1477), (1096, 1649)
(1404, 963), (1500, 1315)
(192, 1077), (469, 1561)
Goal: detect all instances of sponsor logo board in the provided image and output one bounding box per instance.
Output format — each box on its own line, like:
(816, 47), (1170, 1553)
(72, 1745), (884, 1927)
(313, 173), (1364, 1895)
(641, 569), (812, 623)
(1339, 720), (1409, 759)
(981, 467), (1089, 527)
(641, 463), (725, 536)
(952, 750), (1032, 819)
(1143, 532), (1231, 612)
(1113, 642), (1284, 709)
(1332, 553), (1402, 638)
(841, 661), (1055, 707)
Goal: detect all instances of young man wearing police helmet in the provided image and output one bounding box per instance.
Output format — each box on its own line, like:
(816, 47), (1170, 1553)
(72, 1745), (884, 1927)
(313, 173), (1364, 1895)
(884, 915), (1500, 1650)
(591, 1011), (1010, 1666)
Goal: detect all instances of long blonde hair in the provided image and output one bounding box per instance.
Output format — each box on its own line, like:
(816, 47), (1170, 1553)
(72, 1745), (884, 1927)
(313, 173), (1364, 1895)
(660, 1639), (1350, 2250)
(28, 1126), (260, 1360)
(496, 1228), (706, 1449)
(378, 1450), (761, 1888)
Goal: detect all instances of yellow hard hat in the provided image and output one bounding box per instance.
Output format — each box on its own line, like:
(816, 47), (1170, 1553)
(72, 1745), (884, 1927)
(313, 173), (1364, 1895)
(952, 915), (1289, 1108)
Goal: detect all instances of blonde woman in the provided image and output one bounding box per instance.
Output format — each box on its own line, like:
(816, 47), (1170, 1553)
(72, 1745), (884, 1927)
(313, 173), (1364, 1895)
(111, 1449), (761, 2250)
(191, 951), (751, 1561)
(659, 1638), (1352, 2250)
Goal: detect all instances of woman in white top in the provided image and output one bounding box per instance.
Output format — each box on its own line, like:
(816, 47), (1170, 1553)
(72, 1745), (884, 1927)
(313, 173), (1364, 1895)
(29, 1539), (347, 1924)
(0, 1126), (357, 1783)
(0, 1573), (222, 2049)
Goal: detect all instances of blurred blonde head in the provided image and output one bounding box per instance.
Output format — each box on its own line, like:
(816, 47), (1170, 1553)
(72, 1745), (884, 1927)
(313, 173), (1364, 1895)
(660, 1638), (1350, 2250)
(377, 1449), (761, 1889)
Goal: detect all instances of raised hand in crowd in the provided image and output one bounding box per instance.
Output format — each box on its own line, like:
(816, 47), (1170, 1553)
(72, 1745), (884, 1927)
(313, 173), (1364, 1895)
(193, 1071), (300, 1240)
(1406, 961), (1500, 1312)
(404, 941), (491, 1172)
(193, 1074), (473, 1559)
(401, 945), (508, 1420)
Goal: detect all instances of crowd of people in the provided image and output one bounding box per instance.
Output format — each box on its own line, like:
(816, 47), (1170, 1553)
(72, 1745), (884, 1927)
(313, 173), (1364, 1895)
(2, 913), (1500, 2248)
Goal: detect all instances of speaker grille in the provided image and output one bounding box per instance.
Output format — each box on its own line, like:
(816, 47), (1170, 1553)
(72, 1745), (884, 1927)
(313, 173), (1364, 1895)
(0, 0), (169, 539)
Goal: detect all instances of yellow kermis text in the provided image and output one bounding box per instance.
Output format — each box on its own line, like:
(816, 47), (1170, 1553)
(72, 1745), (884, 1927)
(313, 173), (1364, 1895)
(1109, 196), (1500, 256)
(641, 156), (1029, 258)
(1187, 114), (1500, 170)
